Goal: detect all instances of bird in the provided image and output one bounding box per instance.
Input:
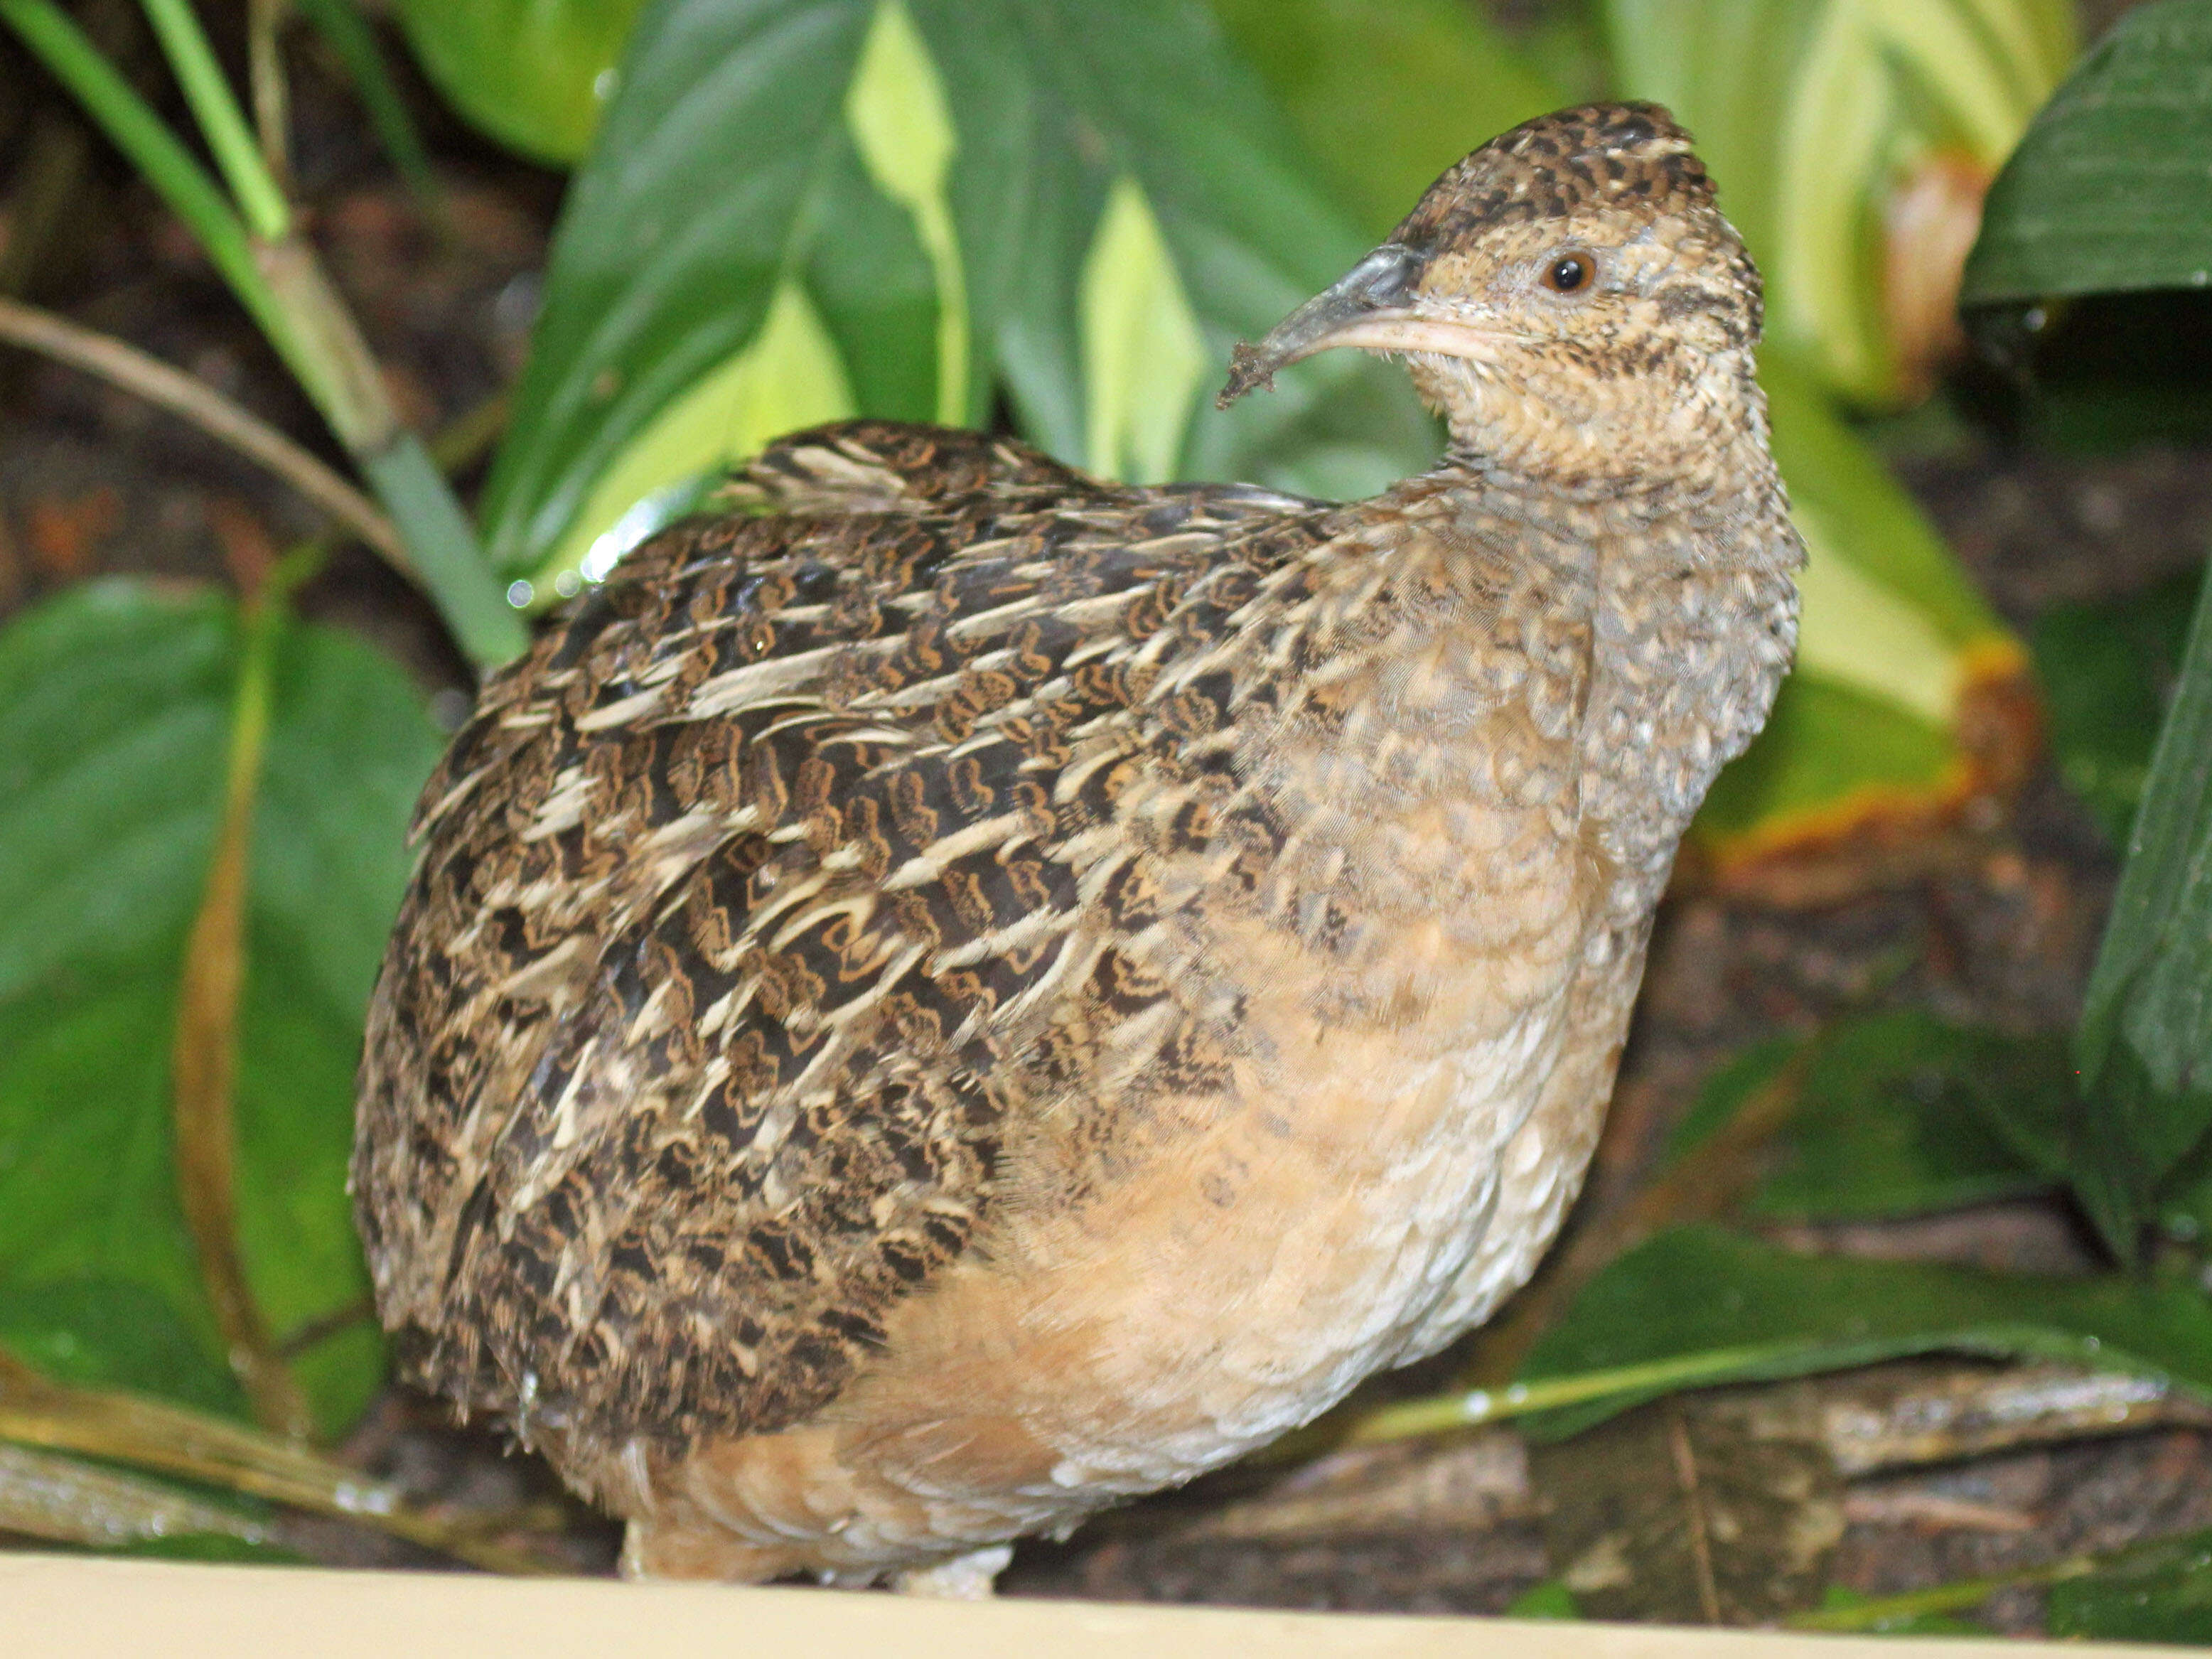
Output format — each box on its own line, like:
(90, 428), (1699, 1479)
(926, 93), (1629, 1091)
(352, 101), (1802, 1595)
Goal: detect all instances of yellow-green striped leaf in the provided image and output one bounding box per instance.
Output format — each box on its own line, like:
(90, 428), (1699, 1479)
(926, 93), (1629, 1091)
(1605, 0), (2075, 403)
(1080, 178), (1206, 483)
(547, 281), (857, 590)
(845, 0), (970, 424)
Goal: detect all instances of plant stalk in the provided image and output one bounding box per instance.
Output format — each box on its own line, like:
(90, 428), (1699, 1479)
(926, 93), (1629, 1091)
(247, 0), (294, 195)
(0, 1346), (559, 1573)
(136, 0), (291, 241)
(2, 0), (527, 667)
(0, 0), (294, 359)
(1342, 1340), (1833, 1443)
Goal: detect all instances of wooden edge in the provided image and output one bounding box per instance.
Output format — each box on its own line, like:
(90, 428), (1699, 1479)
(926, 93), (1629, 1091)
(2, 1555), (2171, 1659)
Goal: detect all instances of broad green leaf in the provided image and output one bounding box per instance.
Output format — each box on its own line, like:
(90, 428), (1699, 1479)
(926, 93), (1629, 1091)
(965, 0), (1439, 500)
(1207, 0), (1559, 242)
(392, 0), (650, 164)
(1792, 530), (1959, 726)
(1764, 357), (2007, 654)
(1960, 0), (2212, 1262)
(1607, 0), (2074, 402)
(1965, 0), (2212, 305)
(0, 1277), (240, 1415)
(1692, 669), (1952, 854)
(2074, 539), (2212, 1255)
(480, 0), (941, 581)
(2031, 564), (2205, 845)
(555, 278), (857, 586)
(1522, 1225), (2212, 1439)
(1080, 176), (1206, 483)
(0, 581), (441, 1432)
(1667, 1014), (2058, 1221)
(484, 0), (1439, 583)
(846, 0), (967, 425)
(2047, 1525), (2212, 1643)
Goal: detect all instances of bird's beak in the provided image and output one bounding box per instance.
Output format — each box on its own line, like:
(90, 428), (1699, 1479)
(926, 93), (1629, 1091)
(1216, 244), (1503, 408)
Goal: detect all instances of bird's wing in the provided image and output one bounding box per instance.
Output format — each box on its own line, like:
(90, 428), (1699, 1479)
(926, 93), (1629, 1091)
(719, 419), (1092, 517)
(355, 442), (1334, 1449)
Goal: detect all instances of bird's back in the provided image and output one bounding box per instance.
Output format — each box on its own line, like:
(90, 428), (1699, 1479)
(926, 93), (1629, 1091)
(353, 419), (1337, 1450)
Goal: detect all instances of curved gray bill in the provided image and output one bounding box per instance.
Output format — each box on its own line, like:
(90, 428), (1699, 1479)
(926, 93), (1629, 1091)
(1216, 244), (1425, 409)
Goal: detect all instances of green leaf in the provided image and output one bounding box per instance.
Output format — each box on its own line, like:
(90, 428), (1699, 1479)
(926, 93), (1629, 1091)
(2073, 537), (2212, 1257)
(483, 0), (1439, 583)
(1505, 1580), (1584, 1621)
(1207, 0), (1561, 242)
(1521, 1225), (2212, 1439)
(392, 0), (651, 164)
(1609, 0), (2074, 402)
(1669, 1013), (2058, 1222)
(0, 1277), (241, 1414)
(0, 581), (441, 1432)
(846, 0), (967, 425)
(1965, 0), (2212, 306)
(968, 0), (1439, 499)
(1765, 355), (2007, 656)
(2047, 1525), (2212, 1643)
(479, 0), (927, 581)
(556, 276), (858, 586)
(1812, 1585), (1986, 1636)
(2031, 563), (2206, 846)
(1080, 176), (1206, 483)
(1692, 678), (1952, 849)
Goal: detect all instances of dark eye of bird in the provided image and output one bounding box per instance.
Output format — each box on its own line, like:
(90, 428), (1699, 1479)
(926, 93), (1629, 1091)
(1543, 252), (1595, 294)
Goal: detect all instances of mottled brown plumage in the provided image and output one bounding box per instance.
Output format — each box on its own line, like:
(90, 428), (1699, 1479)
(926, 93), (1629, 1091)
(353, 102), (1802, 1591)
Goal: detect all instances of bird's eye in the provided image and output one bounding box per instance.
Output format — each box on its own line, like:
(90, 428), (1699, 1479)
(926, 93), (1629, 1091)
(1542, 252), (1596, 295)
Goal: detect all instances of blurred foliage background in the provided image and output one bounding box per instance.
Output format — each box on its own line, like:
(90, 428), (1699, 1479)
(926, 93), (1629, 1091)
(0, 0), (2209, 1637)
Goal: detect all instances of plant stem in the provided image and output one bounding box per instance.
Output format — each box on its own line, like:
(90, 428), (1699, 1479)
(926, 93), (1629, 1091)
(0, 1441), (273, 1552)
(4, 0), (527, 667)
(1343, 1341), (1832, 1443)
(247, 0), (294, 196)
(361, 436), (530, 664)
(0, 1346), (560, 1573)
(0, 296), (402, 564)
(136, 0), (291, 241)
(249, 238), (528, 663)
(292, 0), (441, 213)
(1788, 1552), (2103, 1633)
(0, 0), (295, 363)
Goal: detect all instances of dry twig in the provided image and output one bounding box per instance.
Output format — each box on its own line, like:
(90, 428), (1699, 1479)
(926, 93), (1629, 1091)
(0, 295), (402, 564)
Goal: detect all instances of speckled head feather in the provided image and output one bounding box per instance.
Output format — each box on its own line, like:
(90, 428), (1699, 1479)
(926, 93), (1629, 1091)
(1391, 102), (1717, 248)
(1223, 101), (1767, 498)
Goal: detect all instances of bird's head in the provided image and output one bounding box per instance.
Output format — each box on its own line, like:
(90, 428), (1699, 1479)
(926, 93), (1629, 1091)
(1220, 103), (1766, 495)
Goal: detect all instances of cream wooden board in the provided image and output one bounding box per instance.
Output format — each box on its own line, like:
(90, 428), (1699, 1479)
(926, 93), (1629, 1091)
(2, 1555), (2175, 1658)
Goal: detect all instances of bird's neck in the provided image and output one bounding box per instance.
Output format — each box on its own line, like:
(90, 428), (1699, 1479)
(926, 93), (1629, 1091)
(1282, 439), (1800, 916)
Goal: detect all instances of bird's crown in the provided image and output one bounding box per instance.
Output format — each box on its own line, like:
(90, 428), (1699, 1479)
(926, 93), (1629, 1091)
(1392, 102), (1714, 251)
